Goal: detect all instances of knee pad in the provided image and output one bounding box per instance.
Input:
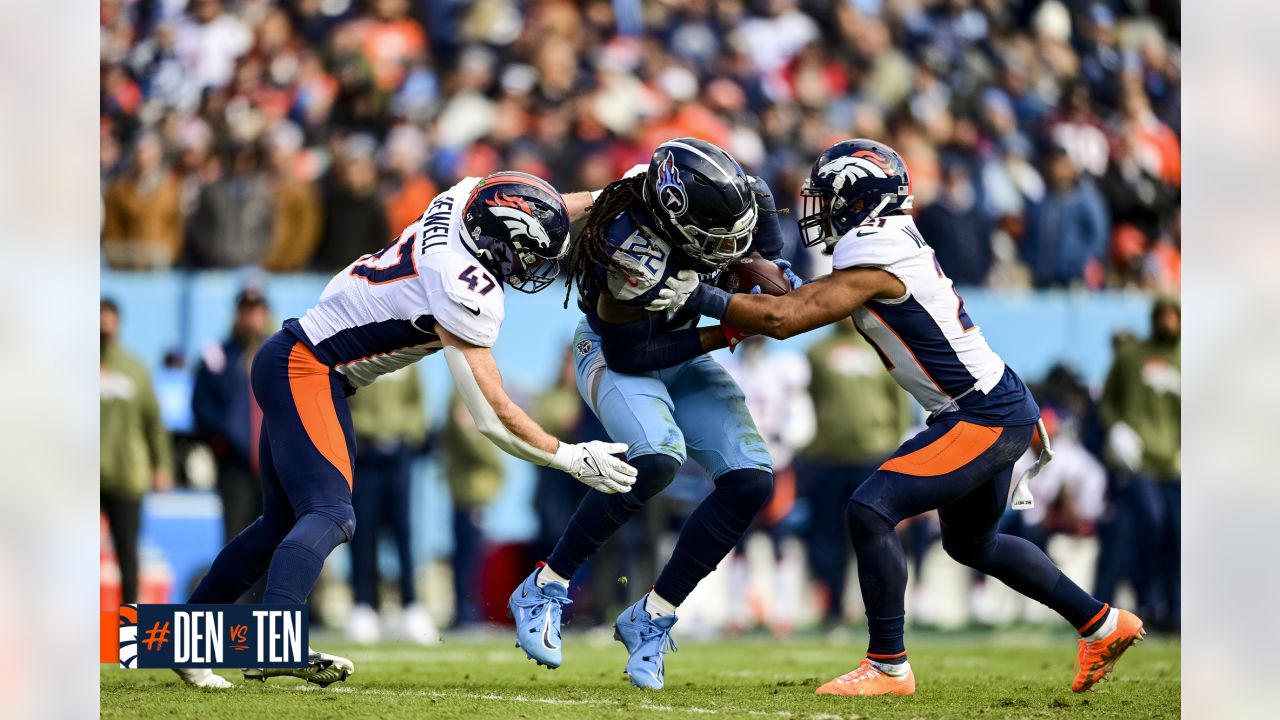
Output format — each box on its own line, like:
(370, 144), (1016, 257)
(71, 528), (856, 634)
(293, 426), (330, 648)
(282, 512), (355, 561)
(717, 468), (774, 513)
(628, 453), (682, 504)
(845, 500), (894, 543)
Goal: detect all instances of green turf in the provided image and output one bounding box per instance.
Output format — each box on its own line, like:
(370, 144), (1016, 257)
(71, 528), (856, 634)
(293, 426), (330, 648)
(101, 630), (1179, 719)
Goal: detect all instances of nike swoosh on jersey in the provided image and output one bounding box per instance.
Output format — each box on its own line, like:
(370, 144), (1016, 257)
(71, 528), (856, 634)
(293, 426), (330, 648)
(459, 302), (482, 316)
(856, 229), (876, 237)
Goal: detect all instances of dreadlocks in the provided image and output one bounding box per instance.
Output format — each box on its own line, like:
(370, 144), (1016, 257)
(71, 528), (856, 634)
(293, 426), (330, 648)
(562, 173), (648, 309)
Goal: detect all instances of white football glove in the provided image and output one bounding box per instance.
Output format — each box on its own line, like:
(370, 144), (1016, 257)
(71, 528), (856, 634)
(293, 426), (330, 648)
(551, 441), (637, 494)
(645, 269), (700, 313)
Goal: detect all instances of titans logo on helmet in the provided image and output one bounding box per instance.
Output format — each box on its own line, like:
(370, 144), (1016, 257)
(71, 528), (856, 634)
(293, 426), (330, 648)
(655, 151), (688, 218)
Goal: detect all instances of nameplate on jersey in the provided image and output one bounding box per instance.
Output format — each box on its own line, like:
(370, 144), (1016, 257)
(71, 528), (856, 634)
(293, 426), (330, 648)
(105, 604), (309, 668)
(418, 195), (455, 254)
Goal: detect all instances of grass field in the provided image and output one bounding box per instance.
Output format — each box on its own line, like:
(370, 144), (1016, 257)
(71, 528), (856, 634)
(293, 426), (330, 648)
(101, 630), (1179, 719)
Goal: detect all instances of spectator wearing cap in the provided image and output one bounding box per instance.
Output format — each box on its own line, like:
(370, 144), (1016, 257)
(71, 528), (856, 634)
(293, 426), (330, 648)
(192, 289), (271, 545)
(101, 299), (173, 605)
(315, 136), (391, 272)
(186, 143), (274, 268)
(102, 132), (184, 270)
(1021, 146), (1110, 288)
(261, 123), (323, 272)
(346, 365), (436, 644)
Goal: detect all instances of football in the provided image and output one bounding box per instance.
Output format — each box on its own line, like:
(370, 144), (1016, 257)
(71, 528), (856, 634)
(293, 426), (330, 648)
(717, 252), (792, 296)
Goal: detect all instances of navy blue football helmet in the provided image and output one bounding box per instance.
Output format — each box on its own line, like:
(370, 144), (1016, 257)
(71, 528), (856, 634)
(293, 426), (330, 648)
(799, 139), (914, 249)
(462, 171), (570, 293)
(641, 137), (758, 270)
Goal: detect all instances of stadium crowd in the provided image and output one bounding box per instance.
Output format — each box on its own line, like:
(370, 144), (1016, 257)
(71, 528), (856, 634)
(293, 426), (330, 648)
(101, 0), (1180, 290)
(100, 0), (1181, 637)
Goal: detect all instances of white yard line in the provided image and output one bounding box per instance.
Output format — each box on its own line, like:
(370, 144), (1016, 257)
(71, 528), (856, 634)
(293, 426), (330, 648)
(264, 684), (859, 719)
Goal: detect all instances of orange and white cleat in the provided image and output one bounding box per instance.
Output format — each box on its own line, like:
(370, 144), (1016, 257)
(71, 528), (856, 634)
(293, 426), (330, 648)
(1072, 608), (1145, 692)
(815, 659), (916, 697)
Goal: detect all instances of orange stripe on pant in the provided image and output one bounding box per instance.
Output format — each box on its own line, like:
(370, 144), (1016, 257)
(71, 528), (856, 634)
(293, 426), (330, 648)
(287, 342), (353, 489)
(880, 421), (1004, 477)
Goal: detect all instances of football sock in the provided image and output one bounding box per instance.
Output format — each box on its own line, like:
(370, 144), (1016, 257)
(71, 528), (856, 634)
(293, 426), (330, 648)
(940, 525), (1106, 631)
(871, 659), (912, 676)
(536, 563), (570, 588)
(1081, 606), (1118, 640)
(263, 513), (351, 604)
(846, 500), (909, 661)
(188, 516), (281, 603)
(653, 468), (773, 604)
(645, 591), (678, 618)
(546, 453), (679, 579)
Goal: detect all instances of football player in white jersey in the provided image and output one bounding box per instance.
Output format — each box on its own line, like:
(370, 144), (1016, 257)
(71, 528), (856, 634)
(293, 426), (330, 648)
(172, 172), (636, 690)
(649, 140), (1143, 697)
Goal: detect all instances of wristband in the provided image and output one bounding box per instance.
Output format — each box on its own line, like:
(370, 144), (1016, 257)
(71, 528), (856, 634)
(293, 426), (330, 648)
(686, 283), (731, 320)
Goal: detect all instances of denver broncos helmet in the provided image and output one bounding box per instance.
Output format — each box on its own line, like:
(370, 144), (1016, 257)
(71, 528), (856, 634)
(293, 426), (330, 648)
(799, 139), (913, 249)
(462, 171), (571, 293)
(642, 137), (758, 269)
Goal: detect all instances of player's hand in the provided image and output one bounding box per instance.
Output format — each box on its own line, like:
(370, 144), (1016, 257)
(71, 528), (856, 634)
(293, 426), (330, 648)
(552, 441), (637, 494)
(773, 259), (805, 289)
(722, 323), (756, 352)
(645, 270), (700, 313)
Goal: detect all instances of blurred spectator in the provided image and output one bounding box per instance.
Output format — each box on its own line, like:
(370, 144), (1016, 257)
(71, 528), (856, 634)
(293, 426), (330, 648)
(1021, 146), (1110, 288)
(1097, 296), (1181, 631)
(100, 1), (1178, 288)
(102, 132), (184, 269)
(100, 299), (173, 604)
(382, 125), (437, 233)
(917, 161), (993, 287)
(721, 337), (814, 636)
(798, 320), (911, 627)
(186, 143), (274, 268)
(192, 289), (271, 543)
(346, 366), (436, 644)
(531, 349), (593, 563)
(260, 123), (323, 272)
(1002, 409), (1106, 553)
(441, 394), (505, 627)
(315, 137), (391, 271)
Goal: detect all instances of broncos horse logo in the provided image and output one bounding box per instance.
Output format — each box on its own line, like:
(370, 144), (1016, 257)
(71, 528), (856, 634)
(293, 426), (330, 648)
(486, 193), (553, 249)
(817, 149), (898, 194)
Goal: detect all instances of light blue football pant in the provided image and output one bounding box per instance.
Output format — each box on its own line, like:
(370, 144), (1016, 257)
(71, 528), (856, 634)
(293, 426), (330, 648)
(572, 318), (772, 479)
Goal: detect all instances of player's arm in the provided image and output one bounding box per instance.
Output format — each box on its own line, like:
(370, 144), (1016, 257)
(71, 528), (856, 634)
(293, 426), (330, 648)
(438, 325), (637, 493)
(563, 191), (595, 224)
(594, 289), (728, 374)
(649, 267), (905, 340)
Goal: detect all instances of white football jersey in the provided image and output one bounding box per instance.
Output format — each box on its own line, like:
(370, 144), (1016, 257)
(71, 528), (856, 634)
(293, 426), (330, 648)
(832, 215), (1006, 416)
(288, 177), (505, 388)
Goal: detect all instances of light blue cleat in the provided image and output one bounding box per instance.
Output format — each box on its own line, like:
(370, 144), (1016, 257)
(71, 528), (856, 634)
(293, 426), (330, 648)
(508, 567), (571, 669)
(613, 594), (678, 689)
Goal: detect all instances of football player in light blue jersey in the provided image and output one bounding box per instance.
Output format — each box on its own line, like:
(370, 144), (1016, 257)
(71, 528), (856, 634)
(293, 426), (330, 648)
(506, 139), (802, 689)
(650, 140), (1144, 697)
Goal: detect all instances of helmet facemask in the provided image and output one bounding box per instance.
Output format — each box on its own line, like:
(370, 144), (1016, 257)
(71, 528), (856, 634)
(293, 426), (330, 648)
(669, 198), (757, 269)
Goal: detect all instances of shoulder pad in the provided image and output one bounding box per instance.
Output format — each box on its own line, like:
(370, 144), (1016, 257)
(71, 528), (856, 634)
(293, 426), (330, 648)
(424, 249), (505, 347)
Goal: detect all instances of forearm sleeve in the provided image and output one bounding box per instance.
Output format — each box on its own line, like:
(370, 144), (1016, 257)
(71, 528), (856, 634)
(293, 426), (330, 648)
(598, 317), (707, 374)
(443, 346), (557, 467)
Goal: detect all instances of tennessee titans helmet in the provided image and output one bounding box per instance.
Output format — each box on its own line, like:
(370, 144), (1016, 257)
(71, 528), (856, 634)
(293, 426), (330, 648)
(642, 137), (758, 269)
(461, 171), (571, 293)
(799, 139), (913, 249)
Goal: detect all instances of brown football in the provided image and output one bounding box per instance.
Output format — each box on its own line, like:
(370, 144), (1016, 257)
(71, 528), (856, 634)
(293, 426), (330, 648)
(717, 252), (792, 296)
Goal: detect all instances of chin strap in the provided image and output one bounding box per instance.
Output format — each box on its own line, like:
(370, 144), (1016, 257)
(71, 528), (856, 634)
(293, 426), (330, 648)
(1011, 417), (1054, 511)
